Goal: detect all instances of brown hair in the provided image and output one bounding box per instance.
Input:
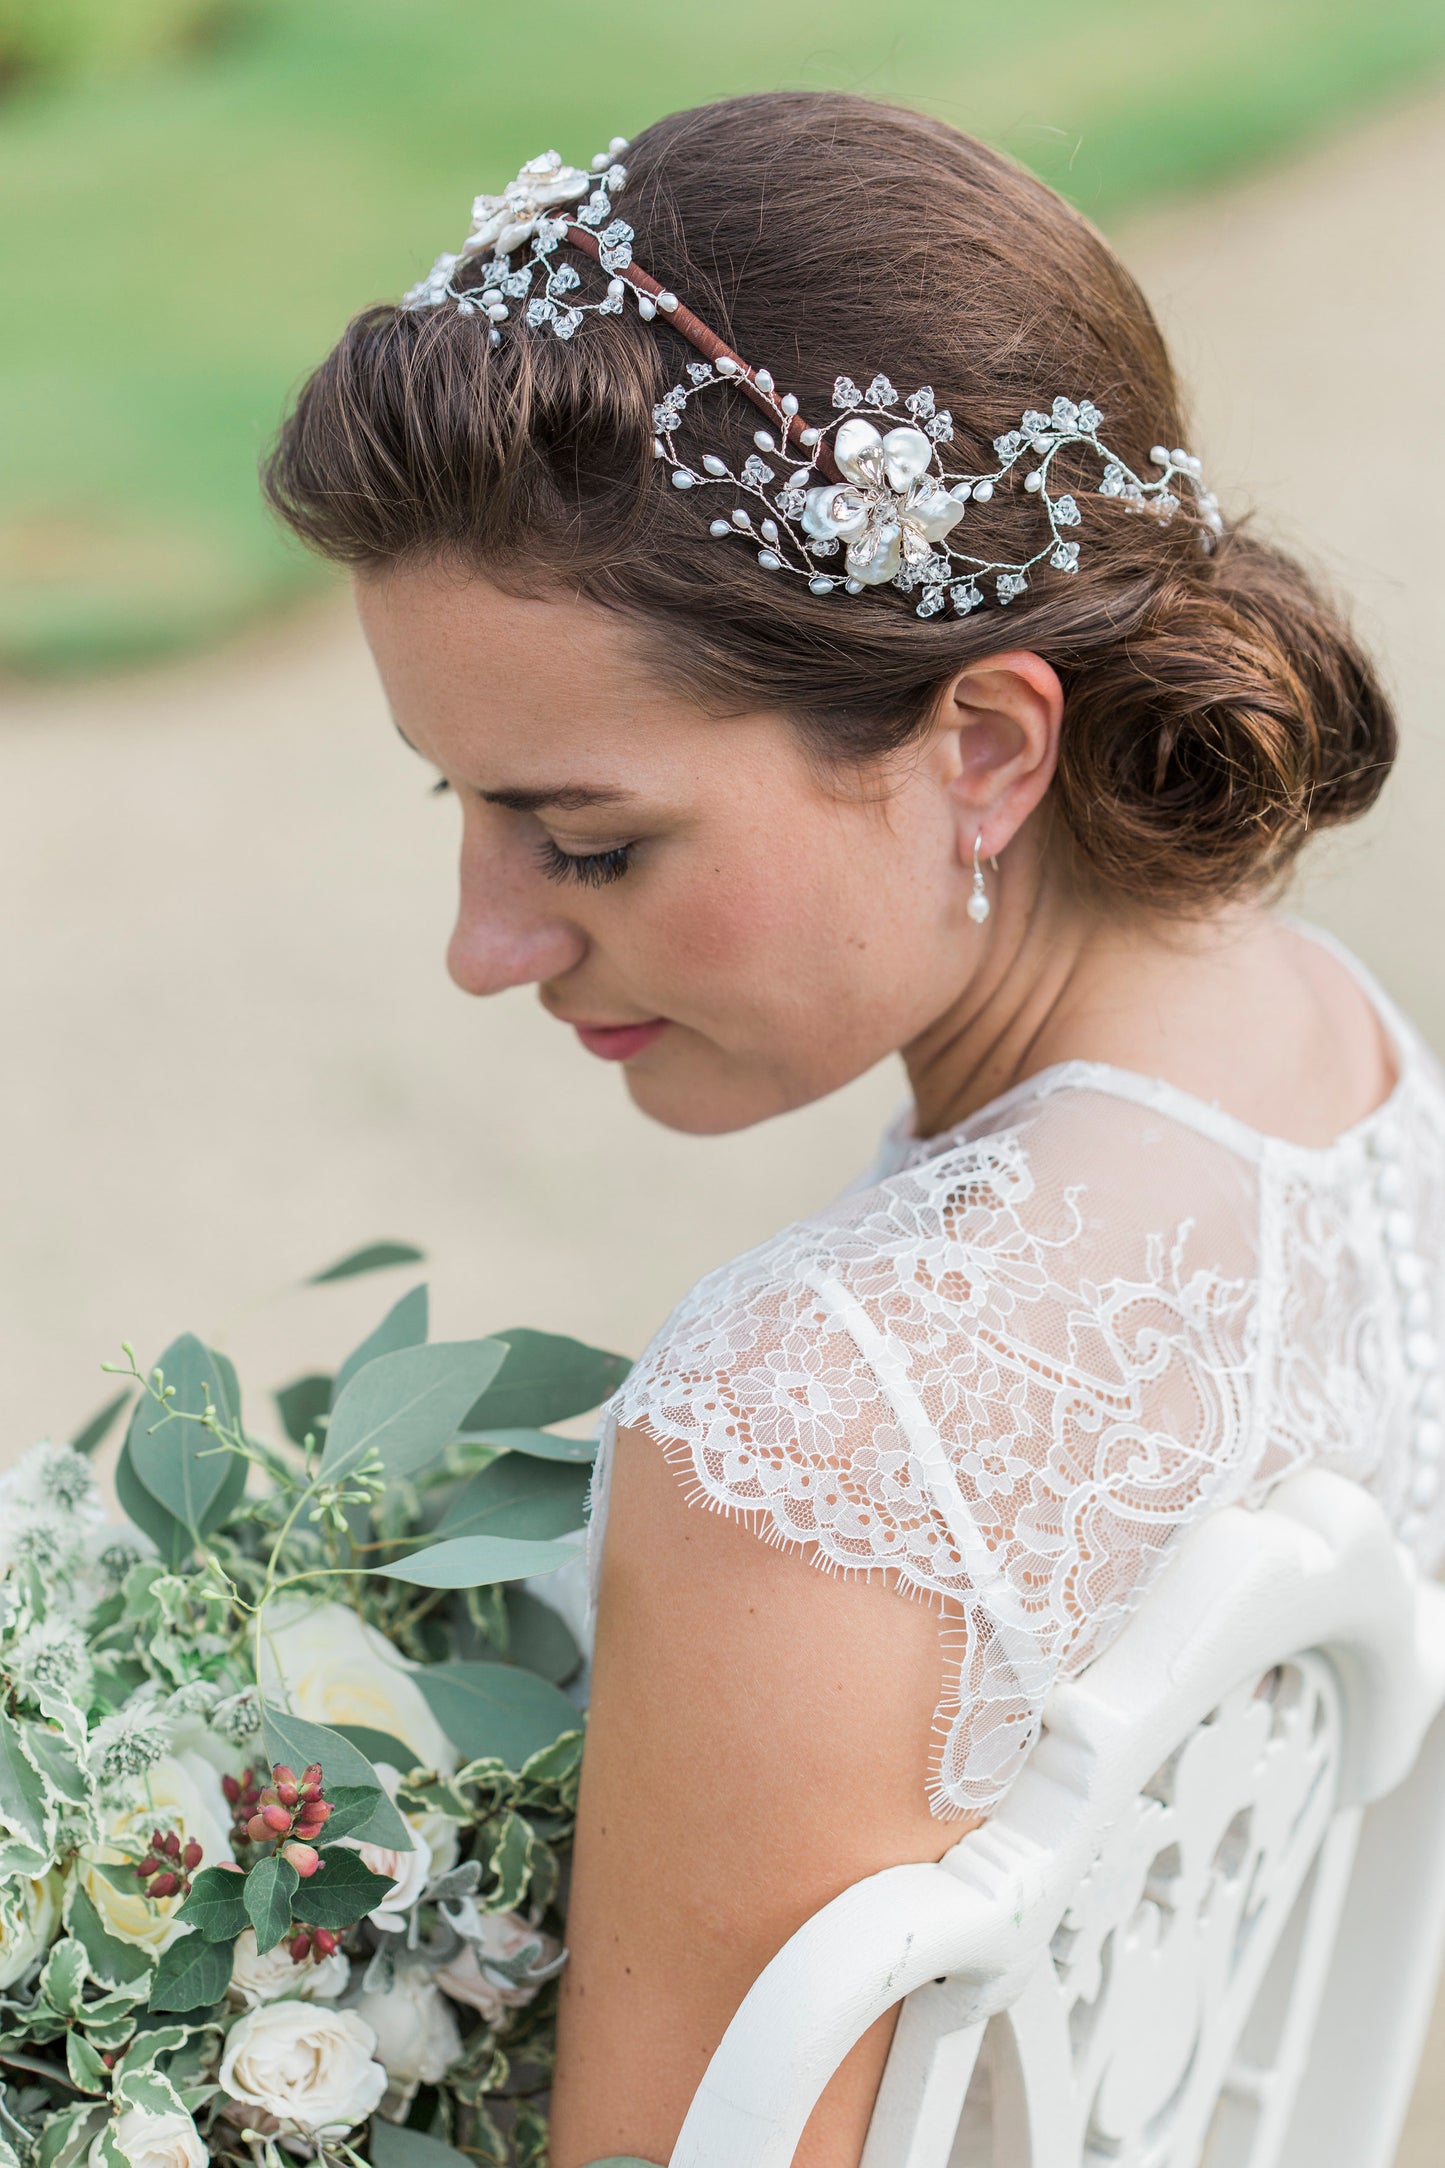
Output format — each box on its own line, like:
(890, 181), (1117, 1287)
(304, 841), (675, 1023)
(263, 92), (1395, 910)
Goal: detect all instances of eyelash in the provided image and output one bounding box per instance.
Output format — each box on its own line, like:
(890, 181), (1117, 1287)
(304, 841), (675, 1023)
(532, 836), (637, 887)
(429, 780), (635, 886)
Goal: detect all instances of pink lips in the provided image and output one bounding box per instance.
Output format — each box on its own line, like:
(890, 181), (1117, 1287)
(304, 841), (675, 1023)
(572, 1019), (669, 1062)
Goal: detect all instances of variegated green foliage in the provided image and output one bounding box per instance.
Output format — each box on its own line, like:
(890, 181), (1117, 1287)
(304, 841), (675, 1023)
(0, 1247), (626, 2165)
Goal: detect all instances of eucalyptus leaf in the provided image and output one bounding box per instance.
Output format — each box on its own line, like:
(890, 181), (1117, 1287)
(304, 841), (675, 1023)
(330, 1724), (423, 1775)
(275, 1372), (332, 1448)
(126, 1335), (238, 1536)
(505, 1587), (583, 1686)
(259, 1708), (412, 1849)
(114, 1436), (190, 1567)
(294, 1846), (394, 1931)
(332, 1283), (429, 1405)
(373, 1534), (582, 1589)
(69, 1390), (131, 1458)
(367, 2127), (474, 2168)
(319, 1340), (508, 1487)
(316, 1783), (393, 1844)
(148, 1930), (235, 2013)
(433, 1454), (591, 1543)
(457, 1425), (600, 1464)
(415, 1661), (582, 1771)
(244, 1854), (299, 1953)
(461, 1328), (631, 1430)
(308, 1240), (425, 1285)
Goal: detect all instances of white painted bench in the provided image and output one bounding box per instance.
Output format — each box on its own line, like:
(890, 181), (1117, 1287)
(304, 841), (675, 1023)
(670, 1470), (1445, 2168)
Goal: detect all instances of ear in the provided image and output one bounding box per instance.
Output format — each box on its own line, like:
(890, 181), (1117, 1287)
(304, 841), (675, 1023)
(923, 650), (1064, 862)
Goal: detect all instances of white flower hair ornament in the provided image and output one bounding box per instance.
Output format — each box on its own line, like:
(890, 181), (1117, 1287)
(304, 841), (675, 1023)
(404, 143), (1226, 617)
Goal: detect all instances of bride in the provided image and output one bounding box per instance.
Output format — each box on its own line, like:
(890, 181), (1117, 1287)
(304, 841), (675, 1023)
(262, 91), (1443, 2166)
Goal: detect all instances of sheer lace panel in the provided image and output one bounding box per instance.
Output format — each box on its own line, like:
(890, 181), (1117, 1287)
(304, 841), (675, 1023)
(588, 1015), (1445, 1820)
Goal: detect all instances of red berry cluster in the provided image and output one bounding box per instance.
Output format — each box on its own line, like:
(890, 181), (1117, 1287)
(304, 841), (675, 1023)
(222, 1761), (339, 1967)
(285, 1924), (339, 1965)
(133, 1827), (203, 1901)
(223, 1761), (332, 1874)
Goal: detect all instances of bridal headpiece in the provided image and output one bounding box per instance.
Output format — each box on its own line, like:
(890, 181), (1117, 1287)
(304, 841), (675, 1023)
(403, 143), (1225, 619)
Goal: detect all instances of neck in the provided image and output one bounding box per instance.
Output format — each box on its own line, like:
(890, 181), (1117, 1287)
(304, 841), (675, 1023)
(902, 839), (1262, 1139)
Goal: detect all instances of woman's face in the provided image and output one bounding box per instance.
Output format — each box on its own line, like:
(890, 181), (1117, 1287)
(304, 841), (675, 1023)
(355, 564), (991, 1135)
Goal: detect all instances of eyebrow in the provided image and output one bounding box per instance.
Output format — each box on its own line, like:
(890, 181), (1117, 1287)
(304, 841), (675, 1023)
(391, 722), (635, 813)
(479, 783), (636, 813)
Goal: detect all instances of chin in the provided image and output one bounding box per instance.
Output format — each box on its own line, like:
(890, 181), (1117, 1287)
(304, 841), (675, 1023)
(621, 1054), (814, 1137)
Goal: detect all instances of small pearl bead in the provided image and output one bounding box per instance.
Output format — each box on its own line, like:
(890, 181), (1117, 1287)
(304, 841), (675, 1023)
(1414, 1420), (1442, 1463)
(967, 892), (991, 924)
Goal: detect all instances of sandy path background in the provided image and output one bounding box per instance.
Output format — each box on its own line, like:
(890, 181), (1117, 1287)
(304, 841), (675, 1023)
(3, 83), (1443, 2156)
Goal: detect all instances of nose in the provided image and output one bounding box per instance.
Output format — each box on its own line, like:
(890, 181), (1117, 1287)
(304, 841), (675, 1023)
(446, 824), (587, 998)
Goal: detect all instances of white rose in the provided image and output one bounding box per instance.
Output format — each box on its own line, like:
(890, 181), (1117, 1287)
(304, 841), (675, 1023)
(338, 1824), (432, 1933)
(435, 1908), (563, 2024)
(79, 1750), (231, 1953)
(255, 1599), (454, 1774)
(219, 2001), (386, 2137)
(229, 1927), (349, 2007)
(0, 1870), (62, 1991)
(352, 1971), (461, 2090)
(373, 1762), (460, 1881)
(88, 2108), (205, 2168)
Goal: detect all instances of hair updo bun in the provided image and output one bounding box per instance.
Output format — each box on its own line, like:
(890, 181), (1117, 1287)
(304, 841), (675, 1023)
(1051, 523), (1396, 908)
(264, 90), (1396, 911)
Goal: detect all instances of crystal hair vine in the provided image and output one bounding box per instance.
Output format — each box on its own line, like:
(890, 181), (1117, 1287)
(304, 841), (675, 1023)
(403, 143), (1226, 618)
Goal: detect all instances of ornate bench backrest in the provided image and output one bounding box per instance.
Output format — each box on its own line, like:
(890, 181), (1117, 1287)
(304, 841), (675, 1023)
(671, 1473), (1445, 2168)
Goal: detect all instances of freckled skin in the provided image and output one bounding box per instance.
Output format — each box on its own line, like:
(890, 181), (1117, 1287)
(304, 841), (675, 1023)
(352, 563), (1049, 1139)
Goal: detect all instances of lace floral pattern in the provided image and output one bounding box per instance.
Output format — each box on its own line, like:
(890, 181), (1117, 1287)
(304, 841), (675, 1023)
(588, 942), (1445, 1820)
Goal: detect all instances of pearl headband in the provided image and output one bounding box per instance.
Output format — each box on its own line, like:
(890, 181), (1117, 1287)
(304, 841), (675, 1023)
(402, 143), (1225, 618)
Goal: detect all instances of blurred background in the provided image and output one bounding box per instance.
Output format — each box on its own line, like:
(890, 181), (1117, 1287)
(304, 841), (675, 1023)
(2, 4), (1444, 2148)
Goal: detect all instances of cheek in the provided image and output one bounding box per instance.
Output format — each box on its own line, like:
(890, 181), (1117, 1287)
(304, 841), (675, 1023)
(651, 807), (945, 1017)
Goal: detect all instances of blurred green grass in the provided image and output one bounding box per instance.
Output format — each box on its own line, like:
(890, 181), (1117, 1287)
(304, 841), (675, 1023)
(4, 0), (1444, 676)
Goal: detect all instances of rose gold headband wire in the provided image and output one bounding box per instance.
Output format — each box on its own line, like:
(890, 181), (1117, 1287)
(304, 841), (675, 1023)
(558, 220), (843, 485)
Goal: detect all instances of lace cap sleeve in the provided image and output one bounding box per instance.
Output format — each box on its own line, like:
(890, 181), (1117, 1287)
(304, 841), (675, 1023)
(589, 1098), (1262, 1818)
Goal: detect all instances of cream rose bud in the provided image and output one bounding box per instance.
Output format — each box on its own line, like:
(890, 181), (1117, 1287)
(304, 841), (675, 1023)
(353, 1971), (462, 2089)
(435, 1910), (563, 2024)
(219, 2002), (386, 2137)
(88, 2108), (205, 2168)
(0, 1870), (62, 1991)
(79, 1750), (232, 1954)
(229, 1927), (349, 2007)
(256, 1598), (454, 1774)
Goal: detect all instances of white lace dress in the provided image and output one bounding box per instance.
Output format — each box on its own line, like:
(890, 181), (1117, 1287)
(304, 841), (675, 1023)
(586, 930), (1445, 1821)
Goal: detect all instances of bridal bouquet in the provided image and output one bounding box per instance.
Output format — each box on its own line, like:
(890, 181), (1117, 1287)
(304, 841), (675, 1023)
(0, 1246), (631, 2168)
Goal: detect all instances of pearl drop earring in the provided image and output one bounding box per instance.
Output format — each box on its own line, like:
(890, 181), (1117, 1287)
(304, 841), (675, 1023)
(968, 833), (991, 924)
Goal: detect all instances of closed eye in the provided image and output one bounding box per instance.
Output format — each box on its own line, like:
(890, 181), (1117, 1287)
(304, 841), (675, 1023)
(533, 836), (636, 887)
(428, 778), (636, 883)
